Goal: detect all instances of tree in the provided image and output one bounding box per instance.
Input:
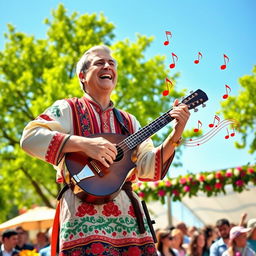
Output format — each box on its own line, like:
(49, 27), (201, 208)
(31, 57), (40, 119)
(0, 4), (185, 222)
(220, 66), (256, 155)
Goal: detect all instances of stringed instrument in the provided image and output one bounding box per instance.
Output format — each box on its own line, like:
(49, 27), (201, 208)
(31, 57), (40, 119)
(65, 89), (208, 204)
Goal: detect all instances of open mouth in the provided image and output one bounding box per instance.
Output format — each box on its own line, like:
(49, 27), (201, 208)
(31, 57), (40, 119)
(99, 74), (112, 80)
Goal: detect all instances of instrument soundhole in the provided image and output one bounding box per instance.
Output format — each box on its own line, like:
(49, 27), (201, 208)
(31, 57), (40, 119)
(115, 146), (124, 162)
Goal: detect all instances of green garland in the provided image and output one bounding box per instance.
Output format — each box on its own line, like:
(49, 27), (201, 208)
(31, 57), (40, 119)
(133, 166), (256, 204)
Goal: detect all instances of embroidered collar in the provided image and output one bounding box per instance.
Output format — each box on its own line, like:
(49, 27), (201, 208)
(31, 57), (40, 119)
(83, 93), (114, 113)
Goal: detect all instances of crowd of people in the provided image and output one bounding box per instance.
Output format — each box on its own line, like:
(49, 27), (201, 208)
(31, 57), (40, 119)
(0, 226), (51, 256)
(1, 216), (256, 255)
(155, 217), (256, 256)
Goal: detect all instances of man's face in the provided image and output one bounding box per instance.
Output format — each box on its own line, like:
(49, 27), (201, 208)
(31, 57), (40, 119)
(217, 224), (230, 239)
(234, 232), (247, 247)
(81, 49), (118, 95)
(4, 235), (18, 249)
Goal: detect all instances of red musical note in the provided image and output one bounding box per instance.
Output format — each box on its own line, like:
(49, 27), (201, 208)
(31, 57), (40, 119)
(194, 120), (202, 133)
(164, 31), (172, 46)
(222, 84), (231, 99)
(224, 128), (230, 139)
(162, 77), (174, 96)
(169, 52), (178, 69)
(194, 52), (203, 64)
(220, 54), (229, 70)
(209, 115), (221, 128)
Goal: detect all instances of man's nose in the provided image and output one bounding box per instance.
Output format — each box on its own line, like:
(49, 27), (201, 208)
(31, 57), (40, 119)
(103, 62), (111, 69)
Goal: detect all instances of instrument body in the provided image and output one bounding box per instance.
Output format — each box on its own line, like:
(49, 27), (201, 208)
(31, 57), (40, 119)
(65, 89), (209, 204)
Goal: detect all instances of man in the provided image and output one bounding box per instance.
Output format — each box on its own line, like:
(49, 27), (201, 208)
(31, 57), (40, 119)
(15, 226), (34, 252)
(222, 226), (255, 256)
(20, 45), (190, 255)
(210, 218), (231, 256)
(0, 229), (19, 256)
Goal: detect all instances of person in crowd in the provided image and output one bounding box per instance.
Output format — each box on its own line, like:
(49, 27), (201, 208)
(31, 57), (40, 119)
(187, 226), (198, 239)
(171, 228), (186, 256)
(20, 44), (190, 256)
(186, 231), (208, 256)
(35, 232), (49, 252)
(202, 225), (217, 256)
(177, 222), (190, 245)
(15, 226), (34, 251)
(222, 226), (255, 256)
(247, 218), (256, 252)
(0, 229), (19, 256)
(156, 229), (178, 256)
(39, 228), (52, 256)
(210, 218), (231, 256)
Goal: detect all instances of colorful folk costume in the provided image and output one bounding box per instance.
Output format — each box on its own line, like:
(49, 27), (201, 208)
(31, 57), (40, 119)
(20, 94), (175, 256)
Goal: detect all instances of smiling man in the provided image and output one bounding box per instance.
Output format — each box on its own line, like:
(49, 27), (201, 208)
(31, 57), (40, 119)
(20, 45), (190, 255)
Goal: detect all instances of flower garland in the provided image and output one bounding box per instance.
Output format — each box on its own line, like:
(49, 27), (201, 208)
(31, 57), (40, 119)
(19, 250), (39, 256)
(133, 166), (256, 204)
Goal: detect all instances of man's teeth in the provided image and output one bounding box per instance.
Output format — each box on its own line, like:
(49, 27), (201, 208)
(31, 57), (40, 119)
(100, 74), (112, 79)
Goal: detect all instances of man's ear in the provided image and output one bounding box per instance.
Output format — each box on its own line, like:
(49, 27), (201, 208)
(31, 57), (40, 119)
(79, 72), (85, 82)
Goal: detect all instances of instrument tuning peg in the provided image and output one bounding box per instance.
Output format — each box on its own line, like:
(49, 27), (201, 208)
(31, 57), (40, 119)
(194, 108), (198, 112)
(202, 103), (206, 108)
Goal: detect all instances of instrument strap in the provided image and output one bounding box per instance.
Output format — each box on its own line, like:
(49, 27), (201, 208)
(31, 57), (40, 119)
(113, 108), (130, 135)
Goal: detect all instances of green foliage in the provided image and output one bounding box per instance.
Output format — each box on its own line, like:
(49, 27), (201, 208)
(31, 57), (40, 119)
(0, 4), (183, 221)
(220, 66), (256, 155)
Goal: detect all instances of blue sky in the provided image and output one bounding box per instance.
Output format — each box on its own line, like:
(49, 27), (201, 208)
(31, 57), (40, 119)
(1, 0), (255, 225)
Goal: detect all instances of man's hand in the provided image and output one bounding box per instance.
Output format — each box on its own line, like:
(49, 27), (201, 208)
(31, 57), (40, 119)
(63, 136), (117, 168)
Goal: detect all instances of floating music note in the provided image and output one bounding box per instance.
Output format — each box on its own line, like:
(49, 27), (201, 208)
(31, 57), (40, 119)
(169, 52), (178, 69)
(164, 31), (172, 46)
(209, 115), (221, 128)
(220, 54), (229, 70)
(230, 127), (235, 137)
(183, 119), (239, 147)
(194, 120), (202, 133)
(162, 77), (174, 96)
(222, 84), (231, 99)
(224, 128), (230, 139)
(194, 52), (203, 64)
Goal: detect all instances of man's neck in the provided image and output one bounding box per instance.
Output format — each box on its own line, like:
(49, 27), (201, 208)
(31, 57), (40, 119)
(86, 92), (111, 110)
(3, 244), (12, 253)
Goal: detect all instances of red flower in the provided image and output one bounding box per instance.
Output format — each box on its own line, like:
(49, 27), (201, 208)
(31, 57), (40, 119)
(128, 205), (136, 217)
(226, 172), (233, 177)
(102, 201), (121, 217)
(91, 243), (105, 254)
(71, 249), (82, 256)
(215, 182), (222, 189)
(248, 168), (254, 174)
(165, 180), (172, 187)
(82, 119), (88, 125)
(204, 185), (212, 191)
(158, 189), (166, 197)
(215, 172), (223, 179)
(79, 232), (84, 237)
(235, 180), (244, 186)
(76, 202), (97, 217)
(184, 185), (190, 192)
(198, 175), (205, 182)
(123, 231), (127, 236)
(180, 177), (187, 185)
(138, 192), (145, 198)
(127, 246), (141, 256)
(146, 245), (157, 254)
(172, 190), (179, 196)
(112, 232), (117, 237)
(154, 181), (159, 187)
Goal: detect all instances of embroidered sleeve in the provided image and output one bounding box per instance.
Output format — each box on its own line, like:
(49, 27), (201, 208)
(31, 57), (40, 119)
(20, 100), (72, 166)
(128, 116), (175, 182)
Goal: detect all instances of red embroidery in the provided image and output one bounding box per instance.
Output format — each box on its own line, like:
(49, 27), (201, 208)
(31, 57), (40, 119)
(45, 133), (66, 165)
(91, 243), (105, 254)
(76, 203), (97, 217)
(127, 246), (141, 256)
(71, 249), (82, 256)
(36, 114), (53, 121)
(128, 205), (136, 218)
(102, 202), (121, 217)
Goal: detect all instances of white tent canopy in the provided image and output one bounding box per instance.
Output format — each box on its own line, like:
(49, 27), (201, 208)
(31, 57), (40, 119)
(0, 206), (55, 232)
(182, 185), (256, 225)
